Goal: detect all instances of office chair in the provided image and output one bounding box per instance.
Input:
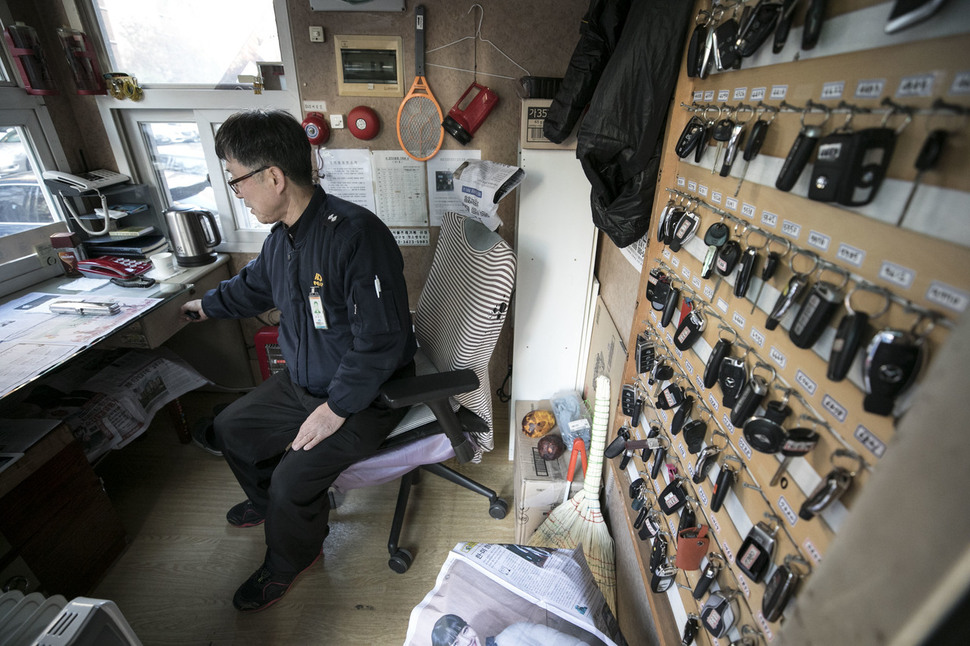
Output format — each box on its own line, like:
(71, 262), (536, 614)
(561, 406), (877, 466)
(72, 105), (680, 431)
(330, 211), (516, 573)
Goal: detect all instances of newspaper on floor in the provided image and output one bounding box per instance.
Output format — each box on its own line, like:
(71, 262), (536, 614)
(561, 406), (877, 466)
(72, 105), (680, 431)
(404, 542), (626, 646)
(10, 347), (207, 461)
(452, 160), (525, 230)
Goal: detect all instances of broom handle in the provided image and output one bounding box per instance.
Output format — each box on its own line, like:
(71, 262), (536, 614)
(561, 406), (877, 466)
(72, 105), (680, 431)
(583, 375), (611, 497)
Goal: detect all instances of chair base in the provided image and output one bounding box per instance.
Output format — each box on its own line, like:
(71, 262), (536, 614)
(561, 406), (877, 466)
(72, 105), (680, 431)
(386, 462), (508, 573)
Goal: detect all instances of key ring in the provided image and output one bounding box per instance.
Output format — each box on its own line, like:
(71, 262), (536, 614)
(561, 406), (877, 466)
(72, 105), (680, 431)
(789, 248), (820, 278)
(717, 323), (739, 344)
(735, 103), (756, 125)
(766, 234), (792, 259)
(880, 97), (914, 135)
(844, 282), (892, 318)
(721, 453), (743, 472)
(784, 553), (813, 577)
(756, 101), (779, 125)
(815, 262), (850, 291)
(744, 227), (769, 251)
(797, 100), (831, 129)
(751, 361), (776, 385)
(830, 448), (865, 477)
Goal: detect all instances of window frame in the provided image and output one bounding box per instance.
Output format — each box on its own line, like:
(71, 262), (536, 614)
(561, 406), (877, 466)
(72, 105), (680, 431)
(84, 0), (301, 252)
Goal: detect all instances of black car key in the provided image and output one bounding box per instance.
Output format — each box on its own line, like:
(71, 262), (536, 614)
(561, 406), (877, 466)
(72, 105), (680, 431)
(736, 0), (783, 57)
(712, 236), (743, 298)
(734, 245), (759, 299)
(656, 202), (674, 244)
(636, 332), (656, 375)
(719, 355), (748, 408)
(710, 455), (740, 513)
(736, 520), (777, 582)
(659, 478), (689, 514)
(678, 500), (697, 534)
(770, 425), (821, 486)
(681, 614), (701, 645)
(676, 116), (707, 158)
(671, 393), (694, 435)
(828, 285), (891, 382)
(682, 418), (708, 454)
(810, 127), (897, 206)
(629, 476), (645, 500)
(701, 219), (730, 279)
(670, 208), (701, 252)
(621, 383), (638, 417)
(704, 332), (734, 389)
(743, 396), (793, 454)
(763, 556), (808, 622)
(651, 560), (679, 593)
(776, 106), (829, 191)
(766, 251), (820, 331)
(729, 364), (773, 427)
(749, 237), (790, 314)
(675, 310), (706, 351)
(898, 128), (948, 226)
(799, 466), (853, 520)
(604, 426), (630, 460)
(692, 445), (721, 484)
(651, 359), (674, 387)
(789, 277), (845, 349)
(712, 10), (741, 70)
(661, 284), (681, 328)
(646, 267), (663, 303)
(651, 436), (668, 480)
(802, 0), (827, 49)
(652, 275), (671, 311)
(710, 116), (737, 174)
(658, 382), (685, 410)
(693, 554), (724, 599)
(686, 11), (708, 78)
(719, 119), (748, 177)
(773, 0), (798, 52)
(734, 113), (773, 195)
(863, 327), (926, 416)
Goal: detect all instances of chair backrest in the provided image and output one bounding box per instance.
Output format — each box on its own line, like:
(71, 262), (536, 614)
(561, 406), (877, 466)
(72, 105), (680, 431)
(412, 211), (516, 458)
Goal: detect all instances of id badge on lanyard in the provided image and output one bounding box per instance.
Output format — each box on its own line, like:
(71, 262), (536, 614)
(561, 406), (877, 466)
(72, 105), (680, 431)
(309, 287), (328, 329)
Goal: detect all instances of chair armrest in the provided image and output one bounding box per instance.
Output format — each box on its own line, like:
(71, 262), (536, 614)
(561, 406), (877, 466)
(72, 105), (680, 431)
(379, 368), (480, 464)
(379, 369), (479, 409)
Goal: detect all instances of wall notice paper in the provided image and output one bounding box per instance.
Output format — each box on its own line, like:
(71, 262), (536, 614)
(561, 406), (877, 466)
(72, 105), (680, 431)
(452, 160), (525, 230)
(425, 149), (482, 226)
(404, 542), (625, 646)
(318, 148), (376, 213)
(374, 151), (429, 226)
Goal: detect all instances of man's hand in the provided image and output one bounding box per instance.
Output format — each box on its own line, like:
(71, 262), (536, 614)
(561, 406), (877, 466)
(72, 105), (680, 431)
(180, 299), (208, 322)
(292, 402), (346, 451)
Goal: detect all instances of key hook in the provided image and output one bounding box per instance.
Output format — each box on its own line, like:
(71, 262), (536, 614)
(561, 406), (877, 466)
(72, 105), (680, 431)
(756, 101), (779, 124)
(710, 430), (730, 450)
(722, 453), (744, 471)
(752, 361), (776, 384)
(766, 234), (792, 258)
(880, 97), (914, 134)
(773, 386), (794, 409)
(789, 248), (821, 278)
(740, 624), (764, 644)
(798, 100), (831, 128)
(717, 323), (739, 344)
(784, 553), (813, 576)
(735, 103), (755, 124)
(844, 282), (892, 319)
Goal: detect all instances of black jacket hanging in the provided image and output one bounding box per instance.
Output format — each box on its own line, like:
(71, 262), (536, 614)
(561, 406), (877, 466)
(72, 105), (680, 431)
(545, 0), (692, 248)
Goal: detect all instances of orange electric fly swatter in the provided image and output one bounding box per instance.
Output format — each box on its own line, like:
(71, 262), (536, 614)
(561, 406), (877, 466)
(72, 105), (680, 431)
(396, 4), (443, 162)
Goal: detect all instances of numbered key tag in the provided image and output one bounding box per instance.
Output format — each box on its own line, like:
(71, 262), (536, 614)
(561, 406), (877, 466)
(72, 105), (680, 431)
(675, 310), (707, 351)
(659, 478), (689, 514)
(657, 382), (685, 410)
(702, 591), (737, 638)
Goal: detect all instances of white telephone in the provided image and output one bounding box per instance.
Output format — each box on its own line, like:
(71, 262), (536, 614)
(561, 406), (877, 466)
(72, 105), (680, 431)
(43, 169), (130, 192)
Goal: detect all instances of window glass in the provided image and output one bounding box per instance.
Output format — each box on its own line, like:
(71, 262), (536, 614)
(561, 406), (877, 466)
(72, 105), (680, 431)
(0, 126), (53, 238)
(141, 122), (213, 208)
(92, 0), (281, 86)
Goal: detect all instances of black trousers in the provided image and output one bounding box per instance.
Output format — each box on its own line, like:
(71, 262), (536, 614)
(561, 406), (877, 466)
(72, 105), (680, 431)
(213, 365), (412, 574)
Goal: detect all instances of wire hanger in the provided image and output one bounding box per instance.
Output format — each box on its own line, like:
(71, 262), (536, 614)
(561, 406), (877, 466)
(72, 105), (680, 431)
(426, 4), (531, 81)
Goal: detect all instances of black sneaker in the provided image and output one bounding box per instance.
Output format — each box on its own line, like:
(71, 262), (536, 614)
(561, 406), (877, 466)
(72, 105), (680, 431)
(226, 500), (265, 528)
(232, 553), (321, 612)
(190, 418), (222, 456)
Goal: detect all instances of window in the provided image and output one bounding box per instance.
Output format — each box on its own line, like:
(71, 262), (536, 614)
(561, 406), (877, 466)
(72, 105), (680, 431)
(91, 0), (281, 88)
(86, 0), (299, 251)
(0, 127), (53, 233)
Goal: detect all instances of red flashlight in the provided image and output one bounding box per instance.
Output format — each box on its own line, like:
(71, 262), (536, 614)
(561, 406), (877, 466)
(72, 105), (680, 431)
(442, 82), (499, 145)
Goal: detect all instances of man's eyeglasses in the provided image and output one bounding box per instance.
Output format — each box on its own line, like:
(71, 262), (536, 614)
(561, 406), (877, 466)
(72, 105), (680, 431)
(227, 166), (269, 194)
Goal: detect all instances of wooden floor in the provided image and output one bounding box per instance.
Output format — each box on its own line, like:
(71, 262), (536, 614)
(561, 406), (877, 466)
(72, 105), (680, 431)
(91, 391), (515, 646)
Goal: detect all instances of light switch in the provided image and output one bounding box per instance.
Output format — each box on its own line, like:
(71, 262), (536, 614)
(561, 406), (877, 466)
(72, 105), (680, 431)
(309, 26), (325, 43)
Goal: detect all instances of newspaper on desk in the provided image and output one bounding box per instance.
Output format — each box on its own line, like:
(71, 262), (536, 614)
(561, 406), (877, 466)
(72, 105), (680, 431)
(404, 542), (626, 646)
(452, 160), (525, 231)
(12, 348), (206, 461)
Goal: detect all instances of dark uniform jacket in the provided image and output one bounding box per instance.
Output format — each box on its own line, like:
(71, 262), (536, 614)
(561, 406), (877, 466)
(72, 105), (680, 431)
(202, 187), (417, 417)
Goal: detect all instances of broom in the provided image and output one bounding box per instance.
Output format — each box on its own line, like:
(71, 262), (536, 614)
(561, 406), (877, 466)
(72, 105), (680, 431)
(528, 375), (616, 613)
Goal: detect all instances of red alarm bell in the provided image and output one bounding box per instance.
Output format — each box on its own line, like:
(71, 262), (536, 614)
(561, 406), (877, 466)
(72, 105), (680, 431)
(348, 106), (380, 140)
(302, 112), (330, 146)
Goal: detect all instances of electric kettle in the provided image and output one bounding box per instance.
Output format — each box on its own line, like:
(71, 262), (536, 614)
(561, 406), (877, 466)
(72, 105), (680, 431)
(164, 206), (222, 266)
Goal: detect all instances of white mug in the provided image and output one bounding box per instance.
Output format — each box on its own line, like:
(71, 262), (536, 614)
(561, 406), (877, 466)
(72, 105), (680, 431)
(150, 252), (177, 277)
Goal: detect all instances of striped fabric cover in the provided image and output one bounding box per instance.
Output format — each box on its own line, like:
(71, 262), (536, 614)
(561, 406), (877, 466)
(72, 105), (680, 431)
(412, 211), (516, 461)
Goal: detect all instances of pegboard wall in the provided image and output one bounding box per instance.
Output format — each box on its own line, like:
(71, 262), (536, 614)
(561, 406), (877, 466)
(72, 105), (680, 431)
(607, 1), (970, 644)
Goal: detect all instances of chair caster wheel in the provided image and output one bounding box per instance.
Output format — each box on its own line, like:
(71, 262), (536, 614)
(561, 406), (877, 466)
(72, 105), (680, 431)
(489, 498), (509, 519)
(389, 548), (413, 573)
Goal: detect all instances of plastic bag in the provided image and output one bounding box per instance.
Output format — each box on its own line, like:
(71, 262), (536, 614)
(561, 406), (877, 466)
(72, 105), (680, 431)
(551, 390), (592, 450)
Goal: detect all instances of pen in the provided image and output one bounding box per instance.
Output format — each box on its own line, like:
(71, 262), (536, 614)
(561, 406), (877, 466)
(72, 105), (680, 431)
(374, 275), (381, 298)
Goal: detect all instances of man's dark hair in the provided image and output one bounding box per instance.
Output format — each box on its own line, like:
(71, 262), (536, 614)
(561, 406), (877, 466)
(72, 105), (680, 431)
(214, 109), (314, 188)
(430, 614), (466, 646)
